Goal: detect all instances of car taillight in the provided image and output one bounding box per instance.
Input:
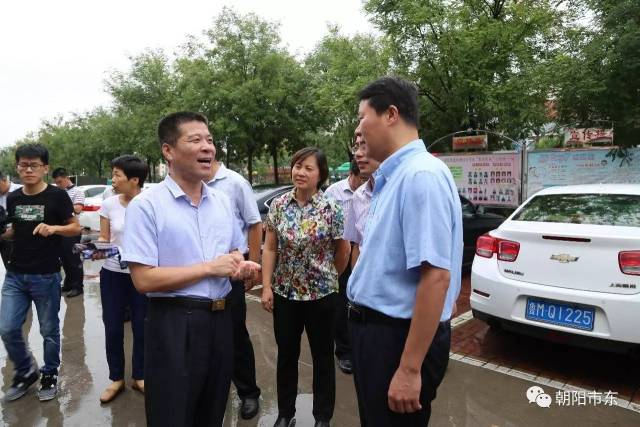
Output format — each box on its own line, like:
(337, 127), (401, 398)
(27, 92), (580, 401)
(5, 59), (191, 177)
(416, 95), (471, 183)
(498, 240), (520, 262)
(476, 235), (496, 258)
(82, 205), (100, 212)
(619, 251), (640, 276)
(475, 234), (520, 262)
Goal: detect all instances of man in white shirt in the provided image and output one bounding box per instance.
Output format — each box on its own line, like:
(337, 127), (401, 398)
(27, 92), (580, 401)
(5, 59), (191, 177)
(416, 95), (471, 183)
(0, 171), (21, 269)
(52, 168), (85, 298)
(324, 159), (363, 374)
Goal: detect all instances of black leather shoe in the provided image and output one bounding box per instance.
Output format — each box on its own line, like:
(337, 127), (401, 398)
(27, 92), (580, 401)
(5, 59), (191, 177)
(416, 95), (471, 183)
(240, 397), (259, 420)
(273, 416), (295, 427)
(314, 421), (330, 427)
(337, 358), (353, 374)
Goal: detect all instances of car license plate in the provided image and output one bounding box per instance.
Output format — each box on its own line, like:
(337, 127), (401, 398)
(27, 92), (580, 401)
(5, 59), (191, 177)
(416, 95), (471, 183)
(525, 298), (595, 331)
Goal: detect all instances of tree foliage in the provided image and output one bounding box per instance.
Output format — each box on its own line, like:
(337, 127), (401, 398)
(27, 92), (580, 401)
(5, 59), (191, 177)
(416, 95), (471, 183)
(1, 2), (636, 181)
(554, 0), (640, 145)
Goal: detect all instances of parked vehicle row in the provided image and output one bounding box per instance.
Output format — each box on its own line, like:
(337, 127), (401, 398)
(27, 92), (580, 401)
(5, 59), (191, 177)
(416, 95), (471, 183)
(252, 185), (506, 268)
(78, 183), (159, 231)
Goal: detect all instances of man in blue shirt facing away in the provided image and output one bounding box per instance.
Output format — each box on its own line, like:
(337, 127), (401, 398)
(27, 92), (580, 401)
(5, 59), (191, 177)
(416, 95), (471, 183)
(122, 112), (259, 427)
(347, 77), (463, 426)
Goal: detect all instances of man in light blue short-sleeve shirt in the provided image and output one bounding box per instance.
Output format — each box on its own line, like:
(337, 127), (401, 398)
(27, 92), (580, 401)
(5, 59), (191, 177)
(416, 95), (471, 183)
(347, 77), (462, 427)
(123, 174), (243, 300)
(121, 112), (258, 427)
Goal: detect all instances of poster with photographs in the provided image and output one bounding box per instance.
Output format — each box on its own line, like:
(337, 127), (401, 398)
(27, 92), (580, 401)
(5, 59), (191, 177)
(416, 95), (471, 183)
(526, 148), (640, 198)
(435, 152), (521, 207)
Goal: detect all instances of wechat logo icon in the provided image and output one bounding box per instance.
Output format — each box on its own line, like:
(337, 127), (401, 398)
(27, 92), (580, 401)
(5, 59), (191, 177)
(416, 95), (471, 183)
(526, 386), (552, 408)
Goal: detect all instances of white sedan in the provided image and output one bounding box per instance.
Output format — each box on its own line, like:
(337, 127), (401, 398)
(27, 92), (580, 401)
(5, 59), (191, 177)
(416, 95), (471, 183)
(77, 184), (109, 231)
(471, 184), (640, 351)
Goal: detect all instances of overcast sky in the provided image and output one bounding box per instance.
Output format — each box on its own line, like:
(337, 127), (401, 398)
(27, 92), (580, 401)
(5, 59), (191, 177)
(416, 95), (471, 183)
(0, 0), (373, 148)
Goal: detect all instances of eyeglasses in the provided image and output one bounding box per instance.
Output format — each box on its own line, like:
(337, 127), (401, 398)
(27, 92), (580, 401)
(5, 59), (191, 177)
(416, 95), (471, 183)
(17, 162), (45, 171)
(350, 142), (364, 155)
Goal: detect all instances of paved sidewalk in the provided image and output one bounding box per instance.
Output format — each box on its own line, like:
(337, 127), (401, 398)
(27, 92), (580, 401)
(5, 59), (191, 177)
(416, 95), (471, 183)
(0, 262), (638, 426)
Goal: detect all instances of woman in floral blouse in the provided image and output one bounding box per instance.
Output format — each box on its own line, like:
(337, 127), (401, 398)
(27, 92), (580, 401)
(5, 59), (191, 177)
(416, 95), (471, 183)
(261, 147), (350, 427)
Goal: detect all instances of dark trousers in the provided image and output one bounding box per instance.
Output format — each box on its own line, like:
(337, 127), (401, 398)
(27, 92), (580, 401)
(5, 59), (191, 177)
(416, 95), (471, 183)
(349, 309), (451, 427)
(230, 279), (260, 399)
(334, 265), (351, 360)
(145, 297), (233, 427)
(273, 293), (337, 422)
(0, 239), (12, 270)
(61, 235), (83, 291)
(99, 268), (147, 381)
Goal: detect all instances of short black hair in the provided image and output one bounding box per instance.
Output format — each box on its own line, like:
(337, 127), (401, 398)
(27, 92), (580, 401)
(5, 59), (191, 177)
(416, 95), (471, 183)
(158, 111), (209, 148)
(51, 167), (69, 179)
(110, 155), (149, 188)
(290, 147), (329, 190)
(15, 144), (49, 165)
(350, 159), (360, 176)
(0, 171), (6, 181)
(358, 76), (420, 127)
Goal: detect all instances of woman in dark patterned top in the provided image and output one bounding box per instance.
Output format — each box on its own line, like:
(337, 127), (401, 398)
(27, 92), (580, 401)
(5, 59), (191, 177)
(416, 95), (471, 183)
(261, 147), (350, 427)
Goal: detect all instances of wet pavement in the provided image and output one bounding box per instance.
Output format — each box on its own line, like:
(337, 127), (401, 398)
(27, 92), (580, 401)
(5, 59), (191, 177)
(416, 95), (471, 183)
(0, 262), (639, 426)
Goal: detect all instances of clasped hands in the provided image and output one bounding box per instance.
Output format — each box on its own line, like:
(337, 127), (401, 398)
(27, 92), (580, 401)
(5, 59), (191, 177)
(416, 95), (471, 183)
(211, 253), (261, 282)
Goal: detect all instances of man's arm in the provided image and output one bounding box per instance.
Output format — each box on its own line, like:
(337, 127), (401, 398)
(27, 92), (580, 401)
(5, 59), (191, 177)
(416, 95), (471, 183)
(72, 187), (85, 215)
(247, 222), (262, 264)
(387, 264), (449, 413)
(1, 227), (14, 241)
(350, 244), (360, 268)
(129, 252), (244, 294)
(33, 216), (81, 237)
(334, 239), (350, 275)
(245, 221), (263, 290)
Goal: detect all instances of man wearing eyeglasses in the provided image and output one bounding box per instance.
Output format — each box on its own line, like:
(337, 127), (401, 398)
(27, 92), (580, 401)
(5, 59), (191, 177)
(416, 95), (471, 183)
(0, 144), (81, 403)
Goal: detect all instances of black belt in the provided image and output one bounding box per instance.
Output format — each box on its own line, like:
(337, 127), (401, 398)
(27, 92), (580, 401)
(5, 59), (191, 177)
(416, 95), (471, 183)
(347, 302), (451, 329)
(150, 295), (231, 312)
(347, 302), (412, 327)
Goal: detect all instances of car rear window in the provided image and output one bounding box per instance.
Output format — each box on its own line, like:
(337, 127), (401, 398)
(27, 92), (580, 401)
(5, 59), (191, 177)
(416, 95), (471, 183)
(512, 193), (640, 227)
(84, 187), (106, 197)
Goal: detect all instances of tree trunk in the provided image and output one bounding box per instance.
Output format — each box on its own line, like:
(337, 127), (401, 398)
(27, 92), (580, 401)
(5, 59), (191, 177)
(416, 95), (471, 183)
(271, 142), (279, 185)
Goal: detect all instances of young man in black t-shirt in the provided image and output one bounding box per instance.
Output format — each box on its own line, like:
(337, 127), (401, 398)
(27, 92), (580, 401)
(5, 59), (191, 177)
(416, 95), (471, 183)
(0, 144), (81, 403)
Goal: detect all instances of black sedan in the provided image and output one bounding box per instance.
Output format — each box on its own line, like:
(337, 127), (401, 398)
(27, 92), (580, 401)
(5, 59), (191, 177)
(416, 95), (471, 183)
(253, 186), (505, 268)
(253, 185), (294, 220)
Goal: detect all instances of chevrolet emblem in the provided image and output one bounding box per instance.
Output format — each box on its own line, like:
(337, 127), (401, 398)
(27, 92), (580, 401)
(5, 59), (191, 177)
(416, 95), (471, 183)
(550, 254), (579, 263)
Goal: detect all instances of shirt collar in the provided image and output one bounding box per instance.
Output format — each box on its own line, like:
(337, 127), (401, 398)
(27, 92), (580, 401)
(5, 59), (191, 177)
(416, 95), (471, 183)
(341, 178), (355, 194)
(207, 162), (230, 184)
(374, 139), (425, 190)
(164, 174), (210, 201)
(285, 188), (325, 207)
(365, 176), (375, 194)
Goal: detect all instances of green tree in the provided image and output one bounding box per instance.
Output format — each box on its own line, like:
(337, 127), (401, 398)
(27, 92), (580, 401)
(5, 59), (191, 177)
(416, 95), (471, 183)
(175, 8), (315, 183)
(364, 0), (567, 150)
(554, 0), (640, 145)
(106, 50), (178, 178)
(305, 28), (391, 167)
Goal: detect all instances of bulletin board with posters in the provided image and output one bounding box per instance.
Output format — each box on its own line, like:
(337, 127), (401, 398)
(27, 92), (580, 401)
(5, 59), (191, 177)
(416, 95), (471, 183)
(525, 147), (640, 198)
(435, 152), (521, 207)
